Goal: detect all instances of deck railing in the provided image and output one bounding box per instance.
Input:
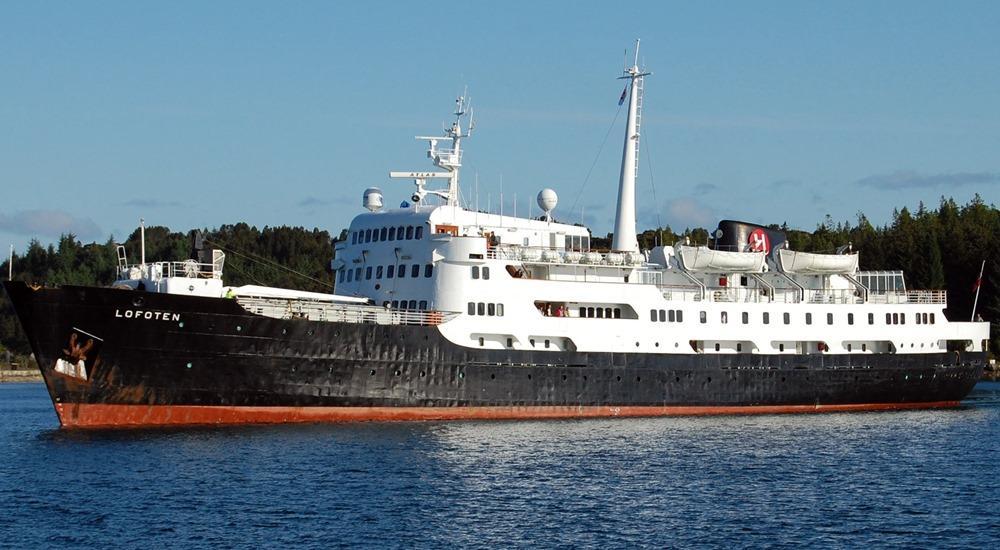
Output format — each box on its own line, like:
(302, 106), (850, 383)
(118, 261), (221, 281)
(236, 296), (459, 326)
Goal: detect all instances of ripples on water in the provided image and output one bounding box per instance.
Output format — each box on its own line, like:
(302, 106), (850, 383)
(1, 383), (998, 548)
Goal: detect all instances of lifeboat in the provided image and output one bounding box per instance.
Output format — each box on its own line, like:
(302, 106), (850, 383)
(778, 249), (859, 274)
(677, 245), (766, 273)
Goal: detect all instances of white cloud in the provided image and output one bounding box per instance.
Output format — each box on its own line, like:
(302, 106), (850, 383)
(0, 210), (101, 240)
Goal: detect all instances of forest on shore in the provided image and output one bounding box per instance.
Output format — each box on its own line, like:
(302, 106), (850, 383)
(2, 196), (999, 360)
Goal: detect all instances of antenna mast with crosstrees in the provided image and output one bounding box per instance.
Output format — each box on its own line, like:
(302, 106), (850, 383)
(390, 94), (474, 207)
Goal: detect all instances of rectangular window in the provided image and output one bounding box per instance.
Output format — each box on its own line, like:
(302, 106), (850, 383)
(900, 313), (906, 324)
(365, 267), (372, 280)
(721, 311), (728, 324)
(389, 227), (396, 240)
(477, 303), (485, 316)
(387, 265), (394, 279)
(408, 300), (417, 309)
(930, 313), (935, 324)
(397, 226), (404, 239)
(365, 229), (372, 243)
(783, 312), (790, 325)
(848, 313), (854, 325)
(677, 310), (683, 323)
(579, 307), (586, 318)
(483, 267), (490, 280)
(488, 303), (496, 316)
(424, 264), (433, 278)
(596, 308), (605, 318)
(419, 300), (427, 310)
(916, 314), (921, 325)
(398, 264), (406, 278)
(700, 311), (707, 324)
(379, 227), (387, 241)
(376, 266), (383, 279)
(497, 304), (504, 316)
(468, 302), (475, 315)
(415, 226), (423, 239)
(886, 313), (892, 324)
(763, 312), (770, 324)
(472, 266), (480, 279)
(338, 270), (345, 283)
(650, 310), (657, 322)
(827, 313), (833, 325)
(869, 313), (874, 325)
(892, 313), (899, 325)
(355, 267), (362, 281)
(742, 312), (749, 324)
(805, 313), (812, 325)
(613, 308), (621, 319)
(587, 307), (595, 318)
(411, 264), (420, 278)
(392, 300), (398, 308)
(667, 310), (674, 322)
(406, 226), (414, 240)
(351, 232), (357, 244)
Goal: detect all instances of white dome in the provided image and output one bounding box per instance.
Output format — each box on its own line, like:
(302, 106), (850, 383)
(536, 188), (558, 214)
(363, 187), (383, 212)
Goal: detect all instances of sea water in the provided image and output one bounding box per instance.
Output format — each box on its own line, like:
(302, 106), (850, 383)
(1, 382), (998, 548)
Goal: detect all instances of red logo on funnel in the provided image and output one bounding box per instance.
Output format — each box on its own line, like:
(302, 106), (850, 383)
(748, 228), (770, 252)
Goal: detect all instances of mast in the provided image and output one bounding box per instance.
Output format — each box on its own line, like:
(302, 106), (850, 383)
(390, 95), (474, 206)
(611, 40), (651, 253)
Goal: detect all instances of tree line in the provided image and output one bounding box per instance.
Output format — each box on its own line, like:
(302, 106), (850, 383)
(2, 196), (999, 359)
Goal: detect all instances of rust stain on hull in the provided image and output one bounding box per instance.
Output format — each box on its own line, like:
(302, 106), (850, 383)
(56, 401), (964, 428)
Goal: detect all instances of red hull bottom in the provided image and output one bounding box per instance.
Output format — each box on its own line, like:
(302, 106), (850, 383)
(54, 401), (964, 428)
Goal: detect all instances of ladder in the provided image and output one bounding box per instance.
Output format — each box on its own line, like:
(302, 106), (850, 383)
(632, 75), (645, 178)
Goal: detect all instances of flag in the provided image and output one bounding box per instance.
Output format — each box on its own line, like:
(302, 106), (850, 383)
(618, 85), (628, 106)
(973, 275), (982, 291)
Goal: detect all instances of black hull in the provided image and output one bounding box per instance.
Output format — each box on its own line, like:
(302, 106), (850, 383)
(3, 281), (985, 427)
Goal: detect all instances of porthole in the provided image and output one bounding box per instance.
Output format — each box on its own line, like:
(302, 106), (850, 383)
(369, 369), (376, 376)
(561, 374), (567, 381)
(394, 370), (401, 376)
(420, 371), (426, 377)
(490, 374), (496, 380)
(636, 376), (641, 382)
(616, 376), (622, 382)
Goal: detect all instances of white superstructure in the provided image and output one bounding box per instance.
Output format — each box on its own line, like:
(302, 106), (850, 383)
(331, 44), (989, 359)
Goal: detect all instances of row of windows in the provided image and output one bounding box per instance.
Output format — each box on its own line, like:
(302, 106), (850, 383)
(581, 307), (622, 319)
(351, 225), (423, 245)
(339, 263), (434, 283)
(690, 310), (938, 325)
(384, 299), (428, 310)
(471, 266), (491, 279)
(468, 302), (505, 316)
(650, 309), (684, 323)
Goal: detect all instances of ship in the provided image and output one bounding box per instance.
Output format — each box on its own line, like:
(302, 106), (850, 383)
(3, 42), (990, 428)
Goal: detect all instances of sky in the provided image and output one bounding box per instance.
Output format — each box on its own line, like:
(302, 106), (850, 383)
(2, 1), (999, 254)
